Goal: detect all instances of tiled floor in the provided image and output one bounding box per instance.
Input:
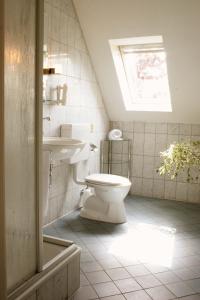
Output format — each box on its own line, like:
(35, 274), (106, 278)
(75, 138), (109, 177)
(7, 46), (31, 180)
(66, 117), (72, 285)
(44, 196), (200, 300)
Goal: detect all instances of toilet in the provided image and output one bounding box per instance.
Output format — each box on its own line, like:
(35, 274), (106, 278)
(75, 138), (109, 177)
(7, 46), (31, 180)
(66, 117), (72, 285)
(80, 173), (131, 223)
(61, 123), (131, 224)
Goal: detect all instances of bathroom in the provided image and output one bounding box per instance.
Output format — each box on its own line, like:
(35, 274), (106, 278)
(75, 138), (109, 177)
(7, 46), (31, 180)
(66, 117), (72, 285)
(1, 0), (200, 299)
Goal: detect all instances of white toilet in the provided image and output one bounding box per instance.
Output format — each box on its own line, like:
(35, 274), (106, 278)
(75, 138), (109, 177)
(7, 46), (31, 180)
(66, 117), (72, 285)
(80, 173), (131, 223)
(61, 123), (131, 224)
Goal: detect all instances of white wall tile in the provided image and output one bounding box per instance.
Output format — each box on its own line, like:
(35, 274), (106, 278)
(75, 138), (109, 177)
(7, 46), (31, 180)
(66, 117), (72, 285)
(145, 122), (156, 133)
(167, 123), (180, 135)
(164, 181), (177, 200)
(153, 156), (164, 180)
(134, 122), (145, 133)
(124, 131), (134, 141)
(131, 177), (142, 195)
(176, 182), (188, 202)
(120, 121), (199, 204)
(43, 0), (108, 224)
(122, 121), (134, 132)
(191, 124), (200, 136)
(111, 163), (122, 175)
(143, 156), (154, 179)
(179, 135), (191, 143)
(67, 16), (76, 47)
(155, 123), (167, 134)
(132, 155), (143, 177)
(188, 184), (200, 203)
(153, 180), (165, 199)
(176, 169), (188, 183)
(167, 134), (179, 147)
(155, 134), (167, 154)
(142, 179), (153, 197)
(179, 124), (191, 136)
(133, 133), (144, 155)
(144, 133), (155, 156)
(191, 135), (200, 142)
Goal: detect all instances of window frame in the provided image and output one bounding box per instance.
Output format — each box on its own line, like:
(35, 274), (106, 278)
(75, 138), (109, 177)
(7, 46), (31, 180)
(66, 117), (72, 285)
(109, 36), (172, 112)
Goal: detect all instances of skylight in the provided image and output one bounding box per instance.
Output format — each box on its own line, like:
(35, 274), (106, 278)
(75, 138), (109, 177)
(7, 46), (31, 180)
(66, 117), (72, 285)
(109, 36), (172, 112)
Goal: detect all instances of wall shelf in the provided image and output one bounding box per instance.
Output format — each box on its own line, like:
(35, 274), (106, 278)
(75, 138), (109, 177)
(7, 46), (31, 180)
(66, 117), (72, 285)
(43, 73), (67, 105)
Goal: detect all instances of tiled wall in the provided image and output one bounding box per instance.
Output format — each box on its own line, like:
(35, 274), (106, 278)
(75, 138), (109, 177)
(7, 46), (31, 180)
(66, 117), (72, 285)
(101, 140), (131, 177)
(43, 0), (109, 225)
(110, 121), (200, 204)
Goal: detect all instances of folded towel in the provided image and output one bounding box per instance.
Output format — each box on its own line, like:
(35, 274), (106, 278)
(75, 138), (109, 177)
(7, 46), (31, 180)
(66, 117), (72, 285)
(108, 129), (123, 140)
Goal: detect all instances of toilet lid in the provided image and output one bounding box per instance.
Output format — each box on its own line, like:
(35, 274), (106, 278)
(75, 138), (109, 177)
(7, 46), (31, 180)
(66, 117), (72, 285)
(85, 173), (130, 186)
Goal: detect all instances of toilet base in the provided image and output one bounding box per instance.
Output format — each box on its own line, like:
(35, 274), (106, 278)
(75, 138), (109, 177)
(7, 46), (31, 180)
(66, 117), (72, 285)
(80, 195), (127, 224)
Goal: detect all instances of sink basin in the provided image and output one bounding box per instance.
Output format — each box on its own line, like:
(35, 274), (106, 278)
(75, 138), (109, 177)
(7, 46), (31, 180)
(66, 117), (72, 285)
(43, 137), (85, 161)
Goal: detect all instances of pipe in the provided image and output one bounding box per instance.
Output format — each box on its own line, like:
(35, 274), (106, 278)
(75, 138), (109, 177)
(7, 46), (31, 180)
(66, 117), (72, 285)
(71, 163), (86, 185)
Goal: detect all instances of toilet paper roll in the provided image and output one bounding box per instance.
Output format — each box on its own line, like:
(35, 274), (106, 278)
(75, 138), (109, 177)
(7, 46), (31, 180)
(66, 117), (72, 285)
(108, 129), (123, 140)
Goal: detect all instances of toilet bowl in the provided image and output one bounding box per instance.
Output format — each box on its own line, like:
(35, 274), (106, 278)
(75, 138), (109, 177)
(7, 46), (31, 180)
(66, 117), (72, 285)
(80, 173), (131, 223)
(60, 124), (131, 224)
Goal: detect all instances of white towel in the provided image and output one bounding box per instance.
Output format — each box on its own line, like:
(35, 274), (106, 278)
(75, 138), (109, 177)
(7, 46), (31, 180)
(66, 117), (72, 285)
(108, 129), (123, 140)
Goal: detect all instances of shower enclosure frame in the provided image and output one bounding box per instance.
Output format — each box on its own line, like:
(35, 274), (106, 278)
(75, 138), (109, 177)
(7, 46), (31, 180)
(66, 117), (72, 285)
(0, 0), (7, 298)
(0, 1), (81, 298)
(35, 0), (44, 273)
(0, 0), (44, 298)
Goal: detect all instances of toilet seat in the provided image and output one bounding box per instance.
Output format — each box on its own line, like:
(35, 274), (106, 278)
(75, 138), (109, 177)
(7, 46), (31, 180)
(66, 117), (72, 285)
(85, 173), (130, 186)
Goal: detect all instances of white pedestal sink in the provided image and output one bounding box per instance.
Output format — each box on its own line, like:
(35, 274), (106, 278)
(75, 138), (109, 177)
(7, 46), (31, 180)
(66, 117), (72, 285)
(42, 137), (85, 221)
(43, 137), (85, 161)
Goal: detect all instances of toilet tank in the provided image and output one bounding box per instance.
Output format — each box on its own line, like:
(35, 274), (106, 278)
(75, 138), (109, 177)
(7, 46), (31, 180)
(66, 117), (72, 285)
(61, 123), (91, 163)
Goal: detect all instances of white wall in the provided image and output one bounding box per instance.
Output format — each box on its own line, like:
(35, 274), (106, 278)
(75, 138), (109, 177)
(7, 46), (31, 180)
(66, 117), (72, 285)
(43, 0), (109, 225)
(110, 121), (200, 204)
(73, 0), (200, 124)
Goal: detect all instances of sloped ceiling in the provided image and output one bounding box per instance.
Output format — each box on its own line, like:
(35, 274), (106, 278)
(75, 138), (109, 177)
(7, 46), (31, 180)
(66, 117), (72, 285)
(73, 0), (200, 123)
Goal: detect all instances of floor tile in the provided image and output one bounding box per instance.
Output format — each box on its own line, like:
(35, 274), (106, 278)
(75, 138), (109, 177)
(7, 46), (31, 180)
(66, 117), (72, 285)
(126, 265), (150, 277)
(186, 278), (200, 293)
(175, 295), (200, 300)
(146, 285), (176, 300)
(114, 278), (142, 293)
(45, 196), (200, 300)
(166, 281), (195, 297)
(80, 273), (90, 286)
(135, 274), (161, 288)
(92, 252), (115, 261)
(86, 270), (111, 284)
(93, 281), (121, 298)
(124, 289), (152, 299)
(100, 295), (126, 300)
(174, 268), (200, 280)
(81, 261), (103, 273)
(144, 263), (169, 274)
(99, 258), (122, 269)
(181, 256), (200, 268)
(73, 285), (98, 300)
(155, 271), (181, 284)
(115, 256), (140, 267)
(81, 251), (95, 263)
(106, 267), (131, 280)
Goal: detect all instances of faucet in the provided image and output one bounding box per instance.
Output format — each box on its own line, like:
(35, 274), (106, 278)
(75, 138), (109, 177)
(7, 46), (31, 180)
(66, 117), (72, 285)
(43, 116), (51, 121)
(90, 143), (98, 152)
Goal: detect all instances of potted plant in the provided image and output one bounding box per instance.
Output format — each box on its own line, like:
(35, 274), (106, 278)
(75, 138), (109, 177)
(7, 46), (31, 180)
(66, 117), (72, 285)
(158, 141), (200, 182)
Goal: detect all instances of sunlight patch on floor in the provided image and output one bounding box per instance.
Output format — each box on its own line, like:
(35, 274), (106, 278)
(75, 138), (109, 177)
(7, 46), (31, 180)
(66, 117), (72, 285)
(108, 222), (176, 268)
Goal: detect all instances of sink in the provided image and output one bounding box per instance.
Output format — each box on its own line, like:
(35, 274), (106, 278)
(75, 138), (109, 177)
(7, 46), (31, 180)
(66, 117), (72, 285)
(43, 137), (85, 161)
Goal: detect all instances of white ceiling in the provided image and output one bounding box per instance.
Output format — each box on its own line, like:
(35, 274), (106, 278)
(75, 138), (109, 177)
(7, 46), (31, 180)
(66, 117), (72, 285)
(74, 0), (200, 124)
